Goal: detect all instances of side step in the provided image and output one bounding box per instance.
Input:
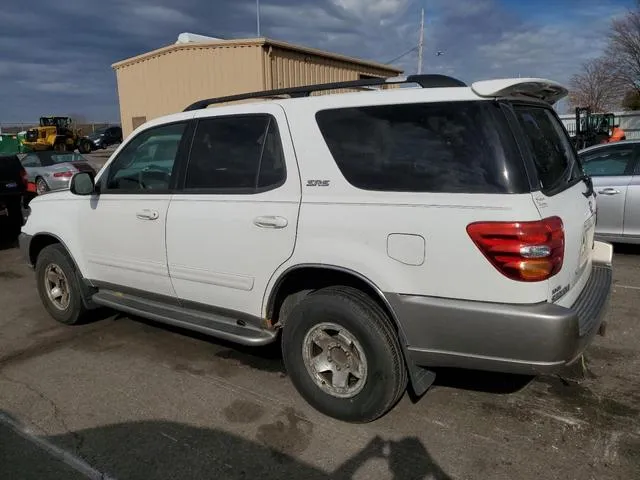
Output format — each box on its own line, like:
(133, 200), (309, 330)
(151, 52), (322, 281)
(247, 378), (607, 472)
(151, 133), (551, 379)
(92, 290), (277, 346)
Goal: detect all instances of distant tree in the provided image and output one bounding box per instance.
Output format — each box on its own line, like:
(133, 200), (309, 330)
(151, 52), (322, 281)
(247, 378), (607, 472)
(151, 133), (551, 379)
(622, 89), (640, 110)
(607, 5), (640, 96)
(568, 57), (623, 111)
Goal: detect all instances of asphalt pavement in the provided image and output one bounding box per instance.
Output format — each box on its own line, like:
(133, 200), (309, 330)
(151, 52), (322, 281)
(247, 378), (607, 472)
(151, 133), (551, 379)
(0, 236), (639, 479)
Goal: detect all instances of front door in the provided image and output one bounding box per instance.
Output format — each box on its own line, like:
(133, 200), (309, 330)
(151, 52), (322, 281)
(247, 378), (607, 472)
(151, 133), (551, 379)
(77, 121), (190, 297)
(623, 153), (640, 238)
(166, 105), (300, 317)
(580, 144), (636, 238)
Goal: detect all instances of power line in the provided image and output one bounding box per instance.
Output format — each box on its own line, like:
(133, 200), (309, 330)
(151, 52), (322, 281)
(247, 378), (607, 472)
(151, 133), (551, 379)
(385, 46), (419, 65)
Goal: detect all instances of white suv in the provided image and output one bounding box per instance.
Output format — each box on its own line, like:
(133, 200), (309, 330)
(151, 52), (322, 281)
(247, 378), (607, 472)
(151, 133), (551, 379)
(19, 75), (613, 422)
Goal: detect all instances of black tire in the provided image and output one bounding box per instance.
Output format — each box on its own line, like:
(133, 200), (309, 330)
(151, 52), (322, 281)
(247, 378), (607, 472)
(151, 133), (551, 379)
(79, 139), (92, 154)
(35, 244), (89, 325)
(35, 177), (49, 195)
(282, 286), (407, 423)
(53, 142), (66, 152)
(0, 200), (22, 240)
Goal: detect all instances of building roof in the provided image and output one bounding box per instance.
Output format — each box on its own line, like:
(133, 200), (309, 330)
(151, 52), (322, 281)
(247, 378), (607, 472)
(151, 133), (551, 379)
(111, 37), (403, 74)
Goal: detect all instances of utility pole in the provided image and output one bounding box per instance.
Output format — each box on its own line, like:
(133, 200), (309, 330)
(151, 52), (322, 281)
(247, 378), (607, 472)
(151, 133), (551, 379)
(417, 8), (425, 74)
(257, 0), (261, 37)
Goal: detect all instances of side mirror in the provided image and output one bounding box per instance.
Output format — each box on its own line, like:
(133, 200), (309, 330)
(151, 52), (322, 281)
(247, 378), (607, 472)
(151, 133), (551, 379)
(70, 172), (96, 196)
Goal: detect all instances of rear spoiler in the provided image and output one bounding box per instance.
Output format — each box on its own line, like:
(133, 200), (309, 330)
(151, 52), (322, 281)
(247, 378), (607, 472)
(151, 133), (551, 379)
(471, 78), (568, 105)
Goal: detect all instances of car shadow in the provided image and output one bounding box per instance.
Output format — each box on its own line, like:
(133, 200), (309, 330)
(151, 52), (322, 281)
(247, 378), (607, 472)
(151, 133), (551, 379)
(430, 367), (533, 394)
(613, 243), (640, 256)
(1, 414), (453, 480)
(0, 235), (18, 251)
(118, 312), (534, 396)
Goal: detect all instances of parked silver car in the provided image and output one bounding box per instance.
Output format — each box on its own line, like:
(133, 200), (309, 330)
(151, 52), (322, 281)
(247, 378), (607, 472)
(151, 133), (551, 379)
(20, 151), (96, 195)
(579, 140), (640, 244)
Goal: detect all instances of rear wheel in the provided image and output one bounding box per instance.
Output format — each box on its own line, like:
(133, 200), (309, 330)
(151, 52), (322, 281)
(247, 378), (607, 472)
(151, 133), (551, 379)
(282, 286), (407, 423)
(36, 177), (49, 195)
(35, 244), (89, 325)
(53, 142), (66, 152)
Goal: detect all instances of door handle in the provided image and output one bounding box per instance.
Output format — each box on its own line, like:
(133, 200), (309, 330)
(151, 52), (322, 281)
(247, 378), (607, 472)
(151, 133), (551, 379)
(253, 216), (288, 229)
(597, 188), (621, 196)
(136, 209), (159, 220)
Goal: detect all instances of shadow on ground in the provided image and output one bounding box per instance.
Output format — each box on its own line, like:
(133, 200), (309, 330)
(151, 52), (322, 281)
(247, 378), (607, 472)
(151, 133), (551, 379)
(1, 414), (452, 480)
(0, 234), (18, 252)
(612, 243), (640, 255)
(125, 313), (534, 398)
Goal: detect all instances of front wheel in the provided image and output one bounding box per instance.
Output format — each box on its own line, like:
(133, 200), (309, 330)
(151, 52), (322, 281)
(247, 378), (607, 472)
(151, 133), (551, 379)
(35, 244), (90, 325)
(53, 142), (66, 152)
(282, 286), (407, 423)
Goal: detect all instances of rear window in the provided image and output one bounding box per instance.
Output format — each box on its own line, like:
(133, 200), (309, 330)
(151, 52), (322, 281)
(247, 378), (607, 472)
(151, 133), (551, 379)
(513, 105), (582, 192)
(315, 101), (528, 194)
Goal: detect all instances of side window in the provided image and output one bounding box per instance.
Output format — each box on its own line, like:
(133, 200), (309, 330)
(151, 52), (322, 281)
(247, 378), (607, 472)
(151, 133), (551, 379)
(21, 155), (41, 167)
(185, 115), (286, 192)
(316, 102), (527, 194)
(513, 105), (581, 192)
(103, 122), (186, 192)
(580, 147), (634, 177)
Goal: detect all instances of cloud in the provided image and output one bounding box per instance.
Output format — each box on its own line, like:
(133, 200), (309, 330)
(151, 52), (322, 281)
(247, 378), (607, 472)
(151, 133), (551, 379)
(132, 5), (195, 23)
(0, 0), (631, 122)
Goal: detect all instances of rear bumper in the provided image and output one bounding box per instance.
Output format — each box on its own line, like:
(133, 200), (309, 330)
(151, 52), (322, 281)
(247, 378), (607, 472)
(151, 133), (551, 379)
(387, 258), (613, 375)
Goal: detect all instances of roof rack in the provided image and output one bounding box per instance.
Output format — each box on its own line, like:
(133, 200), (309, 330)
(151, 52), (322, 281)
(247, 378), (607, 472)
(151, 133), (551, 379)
(183, 74), (467, 112)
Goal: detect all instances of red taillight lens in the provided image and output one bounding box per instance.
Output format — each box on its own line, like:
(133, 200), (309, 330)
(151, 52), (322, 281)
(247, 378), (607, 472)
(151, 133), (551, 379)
(467, 217), (564, 282)
(53, 171), (74, 178)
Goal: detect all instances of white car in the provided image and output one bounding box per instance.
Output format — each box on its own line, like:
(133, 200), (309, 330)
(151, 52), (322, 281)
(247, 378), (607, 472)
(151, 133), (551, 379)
(19, 75), (613, 422)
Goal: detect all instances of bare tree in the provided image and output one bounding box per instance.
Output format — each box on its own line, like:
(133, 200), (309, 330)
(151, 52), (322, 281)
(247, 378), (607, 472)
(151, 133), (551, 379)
(607, 4), (640, 94)
(568, 57), (623, 111)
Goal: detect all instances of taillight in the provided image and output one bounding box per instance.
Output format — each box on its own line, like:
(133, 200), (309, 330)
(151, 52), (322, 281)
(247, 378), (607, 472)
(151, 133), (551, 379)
(19, 168), (28, 188)
(467, 217), (564, 282)
(53, 171), (74, 178)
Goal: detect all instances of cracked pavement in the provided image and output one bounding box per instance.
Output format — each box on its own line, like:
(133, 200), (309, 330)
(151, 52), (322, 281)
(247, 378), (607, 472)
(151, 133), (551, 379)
(0, 236), (639, 479)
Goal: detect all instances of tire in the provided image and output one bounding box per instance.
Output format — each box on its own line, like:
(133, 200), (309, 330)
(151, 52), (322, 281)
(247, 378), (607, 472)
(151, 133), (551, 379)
(0, 200), (22, 240)
(35, 244), (89, 325)
(282, 286), (407, 423)
(79, 139), (92, 154)
(36, 177), (50, 195)
(53, 142), (66, 152)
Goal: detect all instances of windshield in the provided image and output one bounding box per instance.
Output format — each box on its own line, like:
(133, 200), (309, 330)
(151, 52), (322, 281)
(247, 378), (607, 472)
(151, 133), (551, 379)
(513, 105), (582, 193)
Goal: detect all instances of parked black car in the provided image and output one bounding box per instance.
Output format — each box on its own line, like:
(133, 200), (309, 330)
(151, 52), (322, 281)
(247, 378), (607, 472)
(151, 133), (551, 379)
(0, 155), (28, 239)
(86, 126), (122, 150)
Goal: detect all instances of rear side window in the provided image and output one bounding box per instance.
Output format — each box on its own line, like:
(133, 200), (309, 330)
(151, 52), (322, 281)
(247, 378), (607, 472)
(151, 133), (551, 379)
(185, 115), (286, 192)
(315, 101), (527, 194)
(513, 105), (582, 192)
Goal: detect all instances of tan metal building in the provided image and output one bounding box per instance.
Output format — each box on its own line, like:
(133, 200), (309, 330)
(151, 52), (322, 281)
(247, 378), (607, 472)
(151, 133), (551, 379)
(112, 37), (403, 136)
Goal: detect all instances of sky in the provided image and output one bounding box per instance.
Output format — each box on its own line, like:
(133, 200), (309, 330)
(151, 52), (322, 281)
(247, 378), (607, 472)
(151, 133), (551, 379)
(0, 0), (634, 123)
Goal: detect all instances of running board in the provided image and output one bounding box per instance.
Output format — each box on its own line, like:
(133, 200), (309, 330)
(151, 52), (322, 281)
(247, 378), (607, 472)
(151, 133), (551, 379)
(92, 290), (277, 346)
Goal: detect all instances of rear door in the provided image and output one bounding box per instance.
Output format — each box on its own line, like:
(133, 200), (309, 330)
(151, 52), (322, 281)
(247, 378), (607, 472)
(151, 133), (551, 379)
(579, 144), (636, 239)
(166, 104), (300, 318)
(511, 103), (596, 306)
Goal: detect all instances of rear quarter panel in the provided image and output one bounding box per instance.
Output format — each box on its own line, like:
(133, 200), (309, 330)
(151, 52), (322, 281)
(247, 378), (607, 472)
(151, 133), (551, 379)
(270, 100), (548, 305)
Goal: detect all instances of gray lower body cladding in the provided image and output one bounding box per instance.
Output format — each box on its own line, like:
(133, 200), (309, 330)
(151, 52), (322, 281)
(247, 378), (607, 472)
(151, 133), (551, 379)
(386, 263), (612, 375)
